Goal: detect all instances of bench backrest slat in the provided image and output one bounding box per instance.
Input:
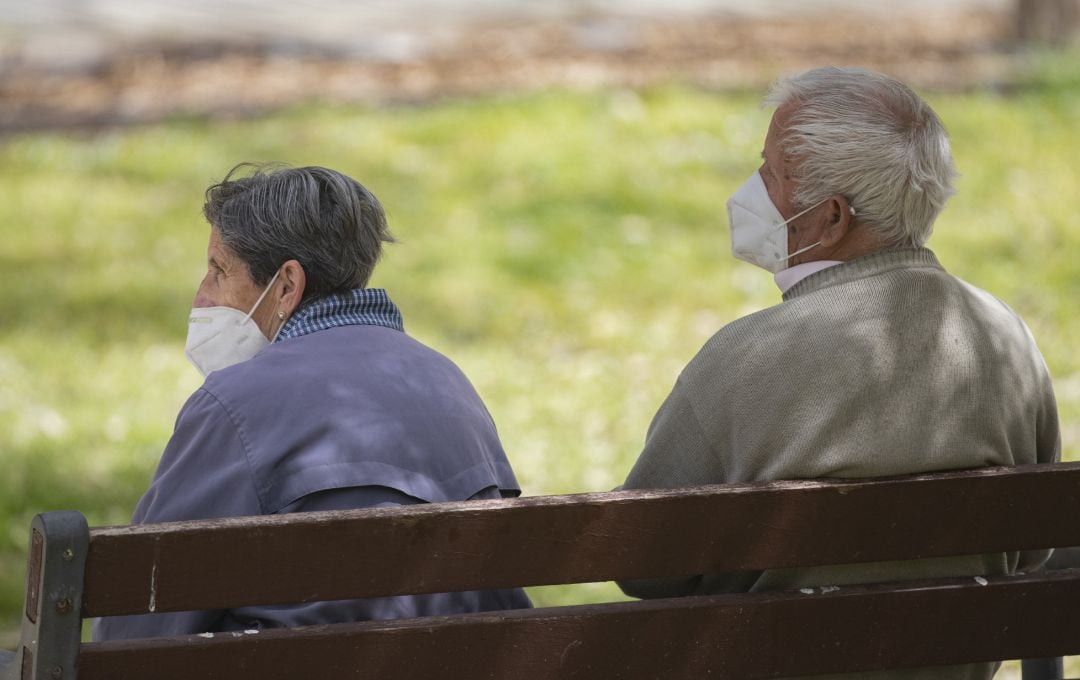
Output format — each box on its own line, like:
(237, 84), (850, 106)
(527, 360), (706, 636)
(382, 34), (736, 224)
(82, 463), (1080, 617)
(78, 569), (1080, 680)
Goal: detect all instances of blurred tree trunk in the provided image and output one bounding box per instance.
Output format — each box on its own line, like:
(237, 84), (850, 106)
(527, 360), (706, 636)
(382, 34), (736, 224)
(1016, 0), (1080, 44)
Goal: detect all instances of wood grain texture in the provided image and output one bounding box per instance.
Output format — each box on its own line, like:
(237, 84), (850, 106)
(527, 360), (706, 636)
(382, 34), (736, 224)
(78, 569), (1080, 680)
(82, 462), (1080, 617)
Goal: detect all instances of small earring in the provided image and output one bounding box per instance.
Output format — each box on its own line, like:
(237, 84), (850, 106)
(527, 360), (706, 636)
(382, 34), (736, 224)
(277, 311), (285, 320)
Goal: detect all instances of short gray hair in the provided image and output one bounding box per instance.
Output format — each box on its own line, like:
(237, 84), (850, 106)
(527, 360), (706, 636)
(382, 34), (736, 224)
(763, 67), (957, 247)
(203, 163), (395, 299)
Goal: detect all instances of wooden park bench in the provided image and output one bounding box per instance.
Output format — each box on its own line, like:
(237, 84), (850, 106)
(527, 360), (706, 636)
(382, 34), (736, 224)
(2, 461), (1079, 680)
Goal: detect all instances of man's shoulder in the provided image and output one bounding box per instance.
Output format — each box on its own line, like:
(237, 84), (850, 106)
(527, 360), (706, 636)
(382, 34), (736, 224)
(679, 261), (927, 386)
(698, 299), (811, 353)
(678, 302), (796, 386)
(950, 276), (1027, 322)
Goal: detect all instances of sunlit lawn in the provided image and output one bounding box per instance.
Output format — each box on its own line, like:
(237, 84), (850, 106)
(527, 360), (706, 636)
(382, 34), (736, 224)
(2, 60), (1078, 670)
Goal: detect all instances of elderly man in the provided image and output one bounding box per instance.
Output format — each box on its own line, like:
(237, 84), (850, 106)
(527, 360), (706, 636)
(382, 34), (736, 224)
(94, 163), (530, 640)
(618, 68), (1060, 678)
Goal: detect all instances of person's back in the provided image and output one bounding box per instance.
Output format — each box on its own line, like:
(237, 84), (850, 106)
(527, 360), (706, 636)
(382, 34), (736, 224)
(682, 249), (1056, 486)
(636, 248), (1057, 597)
(187, 321), (522, 521)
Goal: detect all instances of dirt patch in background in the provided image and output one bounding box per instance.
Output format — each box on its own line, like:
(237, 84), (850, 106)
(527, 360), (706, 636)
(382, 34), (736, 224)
(0, 9), (1022, 134)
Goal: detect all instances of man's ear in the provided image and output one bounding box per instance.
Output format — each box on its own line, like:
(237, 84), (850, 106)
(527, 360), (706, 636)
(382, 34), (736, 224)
(820, 195), (856, 247)
(276, 260), (306, 318)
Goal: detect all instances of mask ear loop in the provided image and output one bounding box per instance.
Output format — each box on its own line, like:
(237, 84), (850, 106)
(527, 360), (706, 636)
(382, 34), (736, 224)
(271, 311), (289, 343)
(775, 196), (830, 230)
(242, 268), (282, 324)
(778, 240), (822, 264)
(771, 196), (830, 265)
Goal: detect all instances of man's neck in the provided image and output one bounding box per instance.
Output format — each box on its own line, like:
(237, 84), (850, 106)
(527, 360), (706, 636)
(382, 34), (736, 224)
(792, 228), (887, 267)
(774, 260), (844, 293)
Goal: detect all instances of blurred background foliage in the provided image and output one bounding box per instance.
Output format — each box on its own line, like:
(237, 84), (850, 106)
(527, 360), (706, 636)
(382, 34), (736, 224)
(1, 36), (1078, 675)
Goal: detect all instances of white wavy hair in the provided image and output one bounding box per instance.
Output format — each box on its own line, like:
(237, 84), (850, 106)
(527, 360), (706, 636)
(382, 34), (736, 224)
(764, 67), (958, 247)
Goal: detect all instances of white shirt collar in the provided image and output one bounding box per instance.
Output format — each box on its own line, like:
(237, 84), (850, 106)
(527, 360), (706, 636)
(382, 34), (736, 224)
(774, 260), (844, 294)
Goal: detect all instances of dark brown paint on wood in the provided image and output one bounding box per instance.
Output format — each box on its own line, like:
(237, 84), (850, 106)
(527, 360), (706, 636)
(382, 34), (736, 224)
(79, 569), (1080, 680)
(81, 463), (1080, 616)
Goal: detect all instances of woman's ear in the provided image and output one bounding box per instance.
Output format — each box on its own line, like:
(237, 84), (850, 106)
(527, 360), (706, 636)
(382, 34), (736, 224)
(276, 260), (306, 318)
(820, 195), (856, 247)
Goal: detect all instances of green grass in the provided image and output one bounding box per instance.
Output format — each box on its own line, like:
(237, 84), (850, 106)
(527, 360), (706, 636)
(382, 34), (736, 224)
(1, 64), (1078, 655)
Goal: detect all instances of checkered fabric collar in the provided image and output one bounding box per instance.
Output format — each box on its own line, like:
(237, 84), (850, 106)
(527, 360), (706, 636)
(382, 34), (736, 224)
(275, 288), (404, 342)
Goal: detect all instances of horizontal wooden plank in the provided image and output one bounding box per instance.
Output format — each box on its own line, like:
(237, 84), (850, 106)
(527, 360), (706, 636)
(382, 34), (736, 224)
(83, 462), (1080, 616)
(78, 569), (1080, 680)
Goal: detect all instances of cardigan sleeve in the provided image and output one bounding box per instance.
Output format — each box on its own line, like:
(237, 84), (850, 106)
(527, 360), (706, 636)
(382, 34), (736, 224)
(622, 379), (725, 491)
(617, 379), (759, 599)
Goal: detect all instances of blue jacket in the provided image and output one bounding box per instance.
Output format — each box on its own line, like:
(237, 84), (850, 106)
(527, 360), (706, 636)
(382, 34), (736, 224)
(94, 316), (529, 640)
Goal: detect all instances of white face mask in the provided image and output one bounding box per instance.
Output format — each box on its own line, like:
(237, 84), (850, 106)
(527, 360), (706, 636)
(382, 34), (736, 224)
(726, 171), (831, 274)
(185, 269), (282, 377)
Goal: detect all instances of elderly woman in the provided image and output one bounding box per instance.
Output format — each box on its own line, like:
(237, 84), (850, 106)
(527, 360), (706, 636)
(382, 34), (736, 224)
(94, 163), (530, 640)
